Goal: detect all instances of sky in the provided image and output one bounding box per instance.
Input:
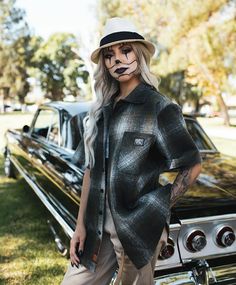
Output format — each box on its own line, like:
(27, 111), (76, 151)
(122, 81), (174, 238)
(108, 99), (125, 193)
(16, 0), (98, 45)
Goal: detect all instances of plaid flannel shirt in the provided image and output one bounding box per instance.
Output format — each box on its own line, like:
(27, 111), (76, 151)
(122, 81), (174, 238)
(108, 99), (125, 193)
(73, 82), (202, 271)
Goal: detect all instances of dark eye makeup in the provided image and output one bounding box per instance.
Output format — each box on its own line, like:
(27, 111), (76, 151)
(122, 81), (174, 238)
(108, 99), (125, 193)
(103, 44), (133, 60)
(122, 47), (132, 54)
(103, 48), (113, 59)
(104, 53), (113, 59)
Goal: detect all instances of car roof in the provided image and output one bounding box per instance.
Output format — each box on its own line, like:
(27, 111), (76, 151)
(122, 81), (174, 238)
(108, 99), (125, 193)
(182, 113), (197, 119)
(43, 101), (197, 120)
(43, 101), (92, 117)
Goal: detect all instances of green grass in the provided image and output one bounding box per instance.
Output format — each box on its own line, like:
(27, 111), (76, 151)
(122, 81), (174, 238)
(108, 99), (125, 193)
(0, 155), (68, 285)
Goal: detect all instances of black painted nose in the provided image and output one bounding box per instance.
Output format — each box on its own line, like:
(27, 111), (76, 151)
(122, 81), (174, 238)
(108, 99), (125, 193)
(115, 59), (121, 64)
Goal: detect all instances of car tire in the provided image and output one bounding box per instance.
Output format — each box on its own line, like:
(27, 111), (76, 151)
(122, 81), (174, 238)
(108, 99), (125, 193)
(4, 152), (16, 178)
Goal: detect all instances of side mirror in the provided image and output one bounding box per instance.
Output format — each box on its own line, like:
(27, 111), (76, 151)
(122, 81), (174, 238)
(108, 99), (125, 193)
(22, 125), (30, 133)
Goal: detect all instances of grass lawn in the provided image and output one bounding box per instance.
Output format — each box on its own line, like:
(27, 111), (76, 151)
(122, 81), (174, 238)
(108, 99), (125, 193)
(0, 155), (68, 285)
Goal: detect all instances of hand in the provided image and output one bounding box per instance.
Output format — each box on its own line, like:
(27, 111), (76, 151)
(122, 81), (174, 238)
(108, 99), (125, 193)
(70, 223), (86, 267)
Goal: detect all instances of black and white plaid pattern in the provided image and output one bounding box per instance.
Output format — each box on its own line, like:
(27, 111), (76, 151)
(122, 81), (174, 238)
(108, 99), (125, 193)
(73, 82), (202, 271)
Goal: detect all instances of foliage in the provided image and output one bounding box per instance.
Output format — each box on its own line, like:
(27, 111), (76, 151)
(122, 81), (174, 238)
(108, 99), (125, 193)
(159, 71), (202, 110)
(0, 1), (89, 104)
(0, 0), (33, 103)
(0, 0), (27, 43)
(33, 33), (89, 101)
(0, 35), (42, 103)
(99, 0), (236, 125)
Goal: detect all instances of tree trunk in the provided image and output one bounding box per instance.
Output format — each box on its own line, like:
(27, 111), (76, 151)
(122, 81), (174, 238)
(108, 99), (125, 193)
(195, 98), (200, 113)
(217, 93), (230, 126)
(0, 94), (4, 113)
(194, 59), (230, 126)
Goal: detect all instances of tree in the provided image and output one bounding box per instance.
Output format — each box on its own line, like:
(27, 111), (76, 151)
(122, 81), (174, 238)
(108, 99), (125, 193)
(0, 35), (42, 104)
(159, 71), (202, 111)
(155, 0), (235, 125)
(0, 0), (35, 110)
(98, 0), (236, 125)
(34, 33), (89, 101)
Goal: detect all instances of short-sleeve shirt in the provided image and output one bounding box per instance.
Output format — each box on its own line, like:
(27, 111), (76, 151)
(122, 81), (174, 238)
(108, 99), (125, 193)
(73, 82), (202, 272)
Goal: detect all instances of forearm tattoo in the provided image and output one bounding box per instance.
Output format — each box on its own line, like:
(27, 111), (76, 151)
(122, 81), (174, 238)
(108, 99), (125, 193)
(170, 167), (194, 207)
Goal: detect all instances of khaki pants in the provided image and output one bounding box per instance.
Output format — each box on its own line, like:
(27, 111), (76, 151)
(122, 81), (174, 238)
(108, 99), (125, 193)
(61, 197), (168, 285)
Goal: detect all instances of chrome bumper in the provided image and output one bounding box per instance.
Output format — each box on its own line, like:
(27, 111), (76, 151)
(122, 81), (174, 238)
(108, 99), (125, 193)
(154, 262), (236, 284)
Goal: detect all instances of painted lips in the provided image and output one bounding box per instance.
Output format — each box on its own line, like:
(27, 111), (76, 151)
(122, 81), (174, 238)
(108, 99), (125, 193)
(115, 67), (128, 74)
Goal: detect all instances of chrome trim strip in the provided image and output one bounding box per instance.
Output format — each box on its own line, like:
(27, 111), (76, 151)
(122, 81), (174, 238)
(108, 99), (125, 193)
(180, 213), (236, 224)
(11, 156), (74, 238)
(154, 272), (195, 285)
(169, 223), (181, 229)
(154, 263), (236, 284)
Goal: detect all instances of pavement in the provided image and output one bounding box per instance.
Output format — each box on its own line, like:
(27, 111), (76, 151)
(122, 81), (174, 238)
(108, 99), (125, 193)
(196, 116), (236, 157)
(197, 117), (236, 141)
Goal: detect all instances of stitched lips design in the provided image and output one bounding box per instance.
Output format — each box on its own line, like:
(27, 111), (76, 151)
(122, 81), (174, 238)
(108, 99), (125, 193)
(108, 59), (137, 77)
(115, 67), (128, 74)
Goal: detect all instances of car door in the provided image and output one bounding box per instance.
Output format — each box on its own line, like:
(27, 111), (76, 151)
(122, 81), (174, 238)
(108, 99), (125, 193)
(28, 107), (83, 229)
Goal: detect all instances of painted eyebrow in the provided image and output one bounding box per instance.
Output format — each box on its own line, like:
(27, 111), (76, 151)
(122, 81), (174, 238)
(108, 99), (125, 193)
(105, 43), (132, 53)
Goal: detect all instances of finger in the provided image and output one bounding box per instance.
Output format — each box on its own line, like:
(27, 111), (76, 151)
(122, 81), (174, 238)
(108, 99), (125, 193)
(70, 244), (80, 265)
(78, 238), (85, 253)
(71, 253), (80, 265)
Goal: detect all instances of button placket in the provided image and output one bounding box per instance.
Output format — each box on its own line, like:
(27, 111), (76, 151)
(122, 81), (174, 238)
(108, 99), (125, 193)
(97, 171), (106, 237)
(96, 104), (112, 245)
(96, 106), (110, 241)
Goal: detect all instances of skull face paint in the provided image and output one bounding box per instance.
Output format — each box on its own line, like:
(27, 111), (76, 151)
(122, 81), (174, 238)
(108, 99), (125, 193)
(103, 43), (138, 82)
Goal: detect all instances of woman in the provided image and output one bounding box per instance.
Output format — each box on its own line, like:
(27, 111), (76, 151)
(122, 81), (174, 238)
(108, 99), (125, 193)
(61, 17), (202, 285)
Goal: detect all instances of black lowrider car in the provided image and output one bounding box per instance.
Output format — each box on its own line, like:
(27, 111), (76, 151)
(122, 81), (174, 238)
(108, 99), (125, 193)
(4, 101), (236, 284)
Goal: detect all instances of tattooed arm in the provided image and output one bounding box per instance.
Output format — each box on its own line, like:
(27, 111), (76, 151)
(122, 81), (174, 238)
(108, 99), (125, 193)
(170, 163), (202, 208)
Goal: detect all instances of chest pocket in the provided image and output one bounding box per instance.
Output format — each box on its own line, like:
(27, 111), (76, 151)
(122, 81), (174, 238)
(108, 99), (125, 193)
(117, 131), (155, 175)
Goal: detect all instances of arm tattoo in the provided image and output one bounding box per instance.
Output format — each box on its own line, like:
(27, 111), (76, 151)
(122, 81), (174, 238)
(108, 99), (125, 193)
(170, 167), (193, 207)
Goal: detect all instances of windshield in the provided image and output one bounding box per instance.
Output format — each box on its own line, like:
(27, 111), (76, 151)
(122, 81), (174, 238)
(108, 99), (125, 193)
(185, 118), (218, 152)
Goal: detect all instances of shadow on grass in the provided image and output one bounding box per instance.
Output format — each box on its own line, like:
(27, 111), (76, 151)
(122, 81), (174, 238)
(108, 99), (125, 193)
(0, 176), (53, 243)
(0, 264), (66, 285)
(0, 155), (68, 284)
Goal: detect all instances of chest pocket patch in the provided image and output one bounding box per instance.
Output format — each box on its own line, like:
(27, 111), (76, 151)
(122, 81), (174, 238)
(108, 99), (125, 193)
(134, 138), (145, 146)
(117, 131), (155, 175)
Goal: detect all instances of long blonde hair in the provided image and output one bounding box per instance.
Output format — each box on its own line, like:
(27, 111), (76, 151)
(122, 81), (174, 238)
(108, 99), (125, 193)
(83, 42), (160, 169)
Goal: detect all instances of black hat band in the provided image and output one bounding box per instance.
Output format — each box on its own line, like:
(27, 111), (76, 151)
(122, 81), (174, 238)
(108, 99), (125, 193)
(100, 31), (144, 47)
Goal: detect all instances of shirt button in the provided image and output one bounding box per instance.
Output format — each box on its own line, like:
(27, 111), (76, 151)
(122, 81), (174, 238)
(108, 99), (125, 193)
(99, 210), (103, 215)
(98, 230), (101, 235)
(100, 189), (104, 193)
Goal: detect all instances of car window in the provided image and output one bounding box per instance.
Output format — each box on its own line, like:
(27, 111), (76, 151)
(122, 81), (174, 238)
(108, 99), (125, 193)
(64, 113), (86, 150)
(32, 109), (52, 139)
(186, 119), (217, 151)
(48, 112), (61, 145)
(31, 109), (61, 146)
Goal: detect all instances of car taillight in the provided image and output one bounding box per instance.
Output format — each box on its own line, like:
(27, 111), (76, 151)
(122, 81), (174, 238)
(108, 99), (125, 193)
(185, 230), (207, 252)
(159, 237), (175, 259)
(216, 226), (235, 247)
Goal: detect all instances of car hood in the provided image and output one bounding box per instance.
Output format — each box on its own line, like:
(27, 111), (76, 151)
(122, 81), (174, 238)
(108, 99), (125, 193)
(169, 153), (236, 222)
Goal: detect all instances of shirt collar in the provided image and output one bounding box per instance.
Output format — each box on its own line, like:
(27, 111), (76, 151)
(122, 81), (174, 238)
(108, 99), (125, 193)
(111, 82), (154, 105)
(102, 82), (156, 122)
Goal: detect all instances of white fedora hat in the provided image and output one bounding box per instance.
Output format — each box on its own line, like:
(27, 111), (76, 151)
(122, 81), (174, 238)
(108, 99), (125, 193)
(91, 17), (156, 64)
